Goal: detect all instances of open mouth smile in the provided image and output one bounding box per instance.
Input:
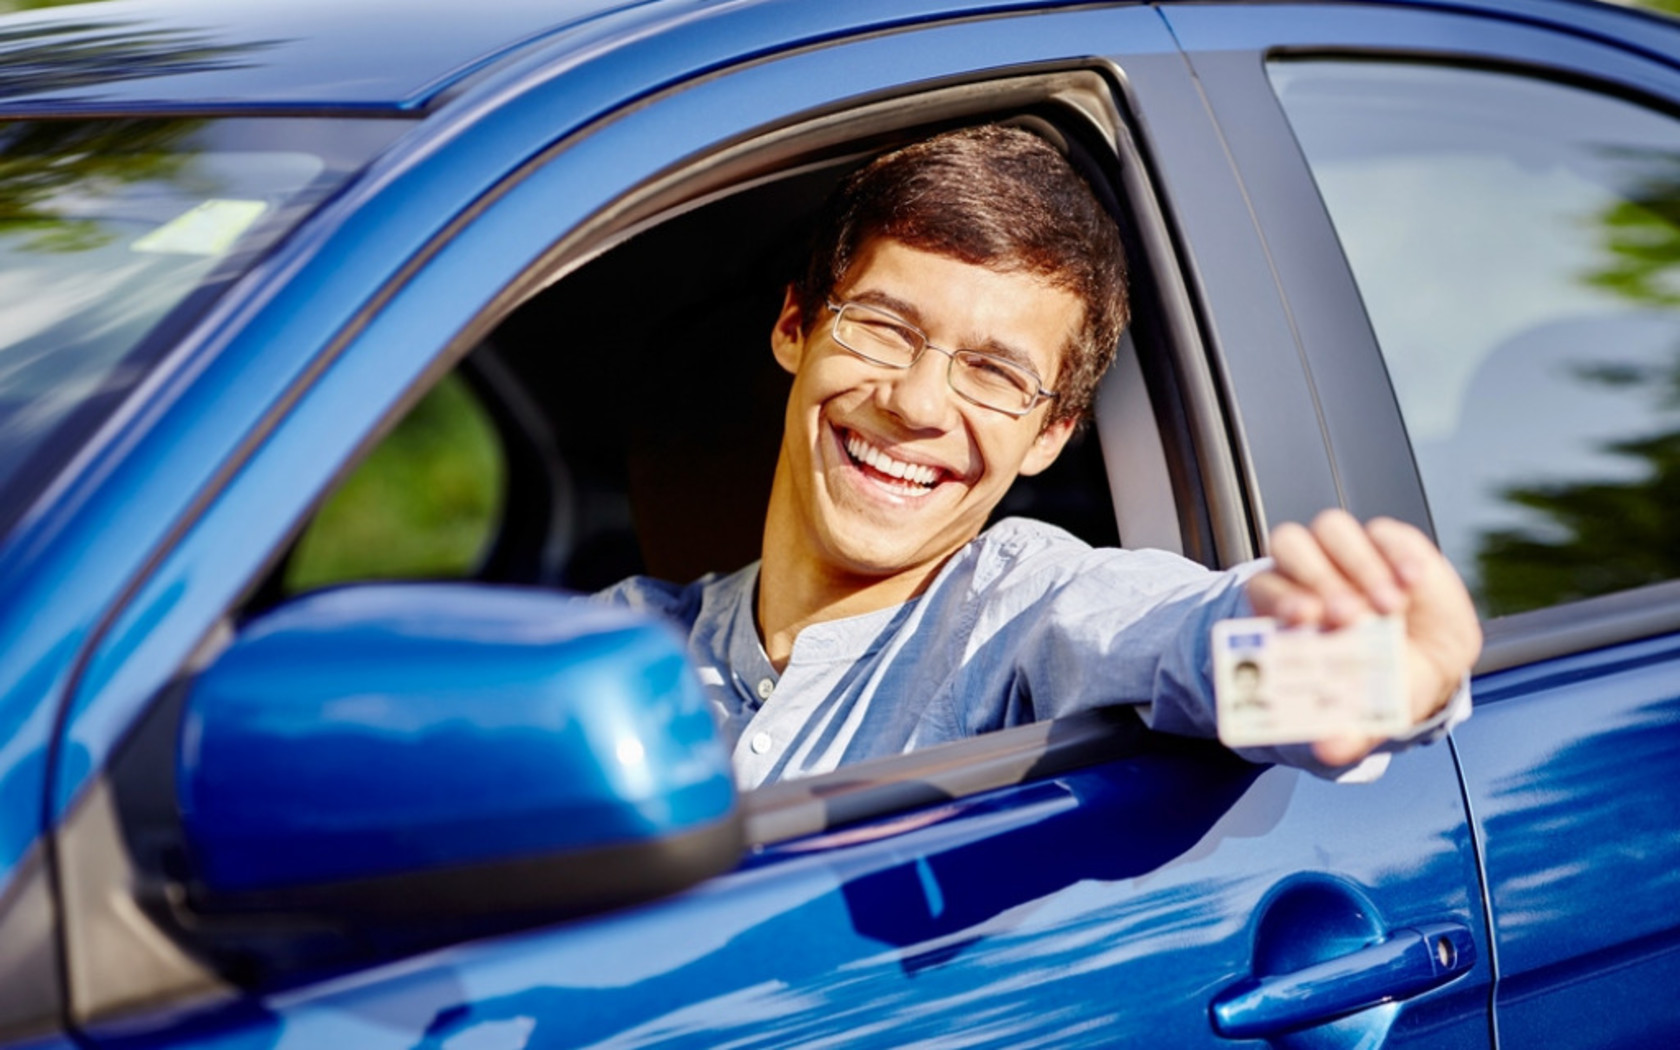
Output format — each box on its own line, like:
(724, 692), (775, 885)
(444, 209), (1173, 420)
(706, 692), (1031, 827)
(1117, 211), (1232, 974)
(841, 429), (947, 494)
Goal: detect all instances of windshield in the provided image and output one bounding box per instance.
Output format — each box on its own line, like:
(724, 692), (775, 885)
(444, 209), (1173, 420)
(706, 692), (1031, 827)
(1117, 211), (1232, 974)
(1619, 0), (1680, 18)
(0, 115), (407, 539)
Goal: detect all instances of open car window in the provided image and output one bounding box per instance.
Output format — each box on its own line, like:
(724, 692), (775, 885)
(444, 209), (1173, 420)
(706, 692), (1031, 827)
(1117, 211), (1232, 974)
(277, 104), (1199, 592)
(262, 74), (1214, 829)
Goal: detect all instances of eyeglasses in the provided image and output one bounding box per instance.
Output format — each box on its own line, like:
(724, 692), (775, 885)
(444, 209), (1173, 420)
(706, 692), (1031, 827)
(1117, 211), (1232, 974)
(826, 299), (1057, 417)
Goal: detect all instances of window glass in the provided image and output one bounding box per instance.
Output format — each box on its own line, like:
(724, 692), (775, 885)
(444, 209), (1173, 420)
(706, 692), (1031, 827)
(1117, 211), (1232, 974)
(1629, 1), (1680, 21)
(284, 373), (506, 593)
(1271, 60), (1680, 617)
(0, 115), (407, 541)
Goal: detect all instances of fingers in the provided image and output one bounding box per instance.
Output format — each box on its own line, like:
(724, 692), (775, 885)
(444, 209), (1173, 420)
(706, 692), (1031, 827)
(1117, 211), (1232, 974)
(1245, 570), (1316, 627)
(1311, 511), (1406, 615)
(1247, 509), (1484, 749)
(1364, 516), (1483, 720)
(1362, 515), (1434, 589)
(1263, 522), (1339, 625)
(1367, 517), (1480, 632)
(1263, 509), (1406, 629)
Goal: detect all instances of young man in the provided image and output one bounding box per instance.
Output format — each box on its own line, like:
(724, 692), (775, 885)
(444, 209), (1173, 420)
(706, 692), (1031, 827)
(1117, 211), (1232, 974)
(603, 125), (1479, 788)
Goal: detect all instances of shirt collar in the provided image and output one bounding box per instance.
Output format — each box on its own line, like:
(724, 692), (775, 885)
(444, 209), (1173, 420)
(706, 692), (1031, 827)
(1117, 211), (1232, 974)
(723, 563), (923, 672)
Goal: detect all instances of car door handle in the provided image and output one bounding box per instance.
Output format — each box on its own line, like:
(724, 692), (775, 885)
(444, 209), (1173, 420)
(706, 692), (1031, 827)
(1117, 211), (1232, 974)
(1211, 921), (1476, 1039)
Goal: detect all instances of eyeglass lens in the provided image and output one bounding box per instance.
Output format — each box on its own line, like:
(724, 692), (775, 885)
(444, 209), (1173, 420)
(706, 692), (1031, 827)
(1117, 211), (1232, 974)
(832, 303), (1042, 413)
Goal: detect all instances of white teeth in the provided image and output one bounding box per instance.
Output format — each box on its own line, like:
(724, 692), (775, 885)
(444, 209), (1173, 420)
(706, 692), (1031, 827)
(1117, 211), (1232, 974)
(845, 433), (940, 488)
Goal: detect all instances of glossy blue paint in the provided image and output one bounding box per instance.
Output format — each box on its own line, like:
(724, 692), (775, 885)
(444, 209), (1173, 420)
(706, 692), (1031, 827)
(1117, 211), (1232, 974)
(0, 113), (414, 896)
(1368, 0), (1680, 69)
(1213, 922), (1476, 1038)
(0, 1036), (79, 1050)
(1456, 630), (1680, 1047)
(178, 585), (730, 892)
(1163, 1), (1680, 101)
(0, 0), (1146, 899)
(0, 0), (1111, 114)
(101, 741), (1485, 1049)
(0, 636), (77, 899)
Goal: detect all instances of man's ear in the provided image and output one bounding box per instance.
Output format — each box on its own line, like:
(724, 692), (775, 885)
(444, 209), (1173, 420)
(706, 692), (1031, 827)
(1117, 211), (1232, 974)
(770, 285), (806, 375)
(1019, 415), (1078, 477)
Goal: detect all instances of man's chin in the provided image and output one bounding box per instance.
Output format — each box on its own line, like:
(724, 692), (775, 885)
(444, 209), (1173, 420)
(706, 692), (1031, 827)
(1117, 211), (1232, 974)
(810, 470), (988, 579)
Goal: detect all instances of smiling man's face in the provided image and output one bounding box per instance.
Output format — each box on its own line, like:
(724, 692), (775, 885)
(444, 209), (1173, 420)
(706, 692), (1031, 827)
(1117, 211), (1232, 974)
(765, 237), (1084, 587)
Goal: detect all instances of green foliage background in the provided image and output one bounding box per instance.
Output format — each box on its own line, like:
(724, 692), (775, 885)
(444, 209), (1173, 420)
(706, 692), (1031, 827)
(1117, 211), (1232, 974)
(284, 375), (506, 593)
(0, 1), (107, 11)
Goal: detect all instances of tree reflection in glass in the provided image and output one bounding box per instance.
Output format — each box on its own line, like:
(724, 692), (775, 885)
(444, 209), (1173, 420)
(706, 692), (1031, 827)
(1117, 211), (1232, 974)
(1477, 154), (1680, 615)
(0, 113), (405, 540)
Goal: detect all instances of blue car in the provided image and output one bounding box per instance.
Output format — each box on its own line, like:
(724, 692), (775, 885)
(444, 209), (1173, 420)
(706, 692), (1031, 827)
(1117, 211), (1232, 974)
(3, 0), (1679, 1046)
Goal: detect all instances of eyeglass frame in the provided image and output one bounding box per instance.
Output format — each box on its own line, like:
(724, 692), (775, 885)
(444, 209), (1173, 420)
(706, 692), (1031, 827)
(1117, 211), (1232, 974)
(824, 299), (1059, 418)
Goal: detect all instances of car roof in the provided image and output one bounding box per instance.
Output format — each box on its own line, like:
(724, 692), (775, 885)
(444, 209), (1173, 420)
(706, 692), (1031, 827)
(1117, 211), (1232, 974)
(2, 0), (1673, 117)
(0, 0), (651, 114)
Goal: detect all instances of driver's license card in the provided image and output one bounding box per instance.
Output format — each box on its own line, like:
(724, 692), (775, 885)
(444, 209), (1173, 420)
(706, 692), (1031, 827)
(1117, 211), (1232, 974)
(1212, 616), (1410, 747)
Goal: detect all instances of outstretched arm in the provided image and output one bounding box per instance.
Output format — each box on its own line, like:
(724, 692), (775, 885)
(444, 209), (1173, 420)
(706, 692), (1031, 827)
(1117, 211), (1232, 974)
(1245, 509), (1483, 768)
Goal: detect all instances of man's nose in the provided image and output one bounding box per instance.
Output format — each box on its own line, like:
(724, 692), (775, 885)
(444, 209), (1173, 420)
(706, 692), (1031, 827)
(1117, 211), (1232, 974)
(880, 347), (957, 430)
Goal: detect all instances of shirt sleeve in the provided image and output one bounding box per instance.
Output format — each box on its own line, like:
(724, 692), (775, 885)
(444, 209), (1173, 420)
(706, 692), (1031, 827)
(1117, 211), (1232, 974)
(591, 573), (704, 623)
(963, 534), (1258, 735)
(984, 532), (1467, 782)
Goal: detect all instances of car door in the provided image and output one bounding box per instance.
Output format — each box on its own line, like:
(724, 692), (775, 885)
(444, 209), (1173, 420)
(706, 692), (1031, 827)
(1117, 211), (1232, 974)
(1165, 2), (1680, 1045)
(43, 5), (1488, 1050)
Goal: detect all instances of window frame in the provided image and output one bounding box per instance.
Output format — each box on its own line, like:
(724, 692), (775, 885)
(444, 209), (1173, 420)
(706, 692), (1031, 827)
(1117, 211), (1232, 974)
(310, 63), (1248, 826)
(263, 68), (1245, 593)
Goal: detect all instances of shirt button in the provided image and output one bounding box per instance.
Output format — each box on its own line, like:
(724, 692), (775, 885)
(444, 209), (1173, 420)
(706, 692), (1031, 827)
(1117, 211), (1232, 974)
(750, 731), (773, 755)
(756, 678), (774, 700)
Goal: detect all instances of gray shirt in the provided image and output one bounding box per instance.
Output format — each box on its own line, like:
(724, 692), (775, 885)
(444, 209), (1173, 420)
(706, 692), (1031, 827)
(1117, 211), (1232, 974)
(597, 517), (1462, 788)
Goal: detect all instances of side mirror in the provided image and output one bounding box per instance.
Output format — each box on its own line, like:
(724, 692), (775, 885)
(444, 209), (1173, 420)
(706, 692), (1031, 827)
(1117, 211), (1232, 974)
(176, 584), (739, 925)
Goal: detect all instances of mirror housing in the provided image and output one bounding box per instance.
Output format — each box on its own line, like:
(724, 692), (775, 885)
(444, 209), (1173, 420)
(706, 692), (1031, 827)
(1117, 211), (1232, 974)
(177, 584), (739, 924)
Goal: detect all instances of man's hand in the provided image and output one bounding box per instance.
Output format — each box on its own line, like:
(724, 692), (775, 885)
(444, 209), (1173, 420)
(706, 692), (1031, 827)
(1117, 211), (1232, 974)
(1245, 510), (1482, 767)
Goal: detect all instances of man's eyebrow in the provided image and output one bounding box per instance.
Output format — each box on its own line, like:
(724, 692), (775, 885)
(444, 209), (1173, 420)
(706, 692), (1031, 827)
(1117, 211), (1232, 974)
(964, 337), (1040, 372)
(843, 288), (1044, 373)
(845, 288), (923, 323)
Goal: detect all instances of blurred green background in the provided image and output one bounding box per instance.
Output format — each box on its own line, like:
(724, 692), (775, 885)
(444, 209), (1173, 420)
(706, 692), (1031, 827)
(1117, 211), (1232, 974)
(284, 374), (506, 593)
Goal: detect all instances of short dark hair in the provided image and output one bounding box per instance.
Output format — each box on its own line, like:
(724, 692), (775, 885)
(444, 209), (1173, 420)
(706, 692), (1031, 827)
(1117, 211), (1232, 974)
(794, 124), (1128, 427)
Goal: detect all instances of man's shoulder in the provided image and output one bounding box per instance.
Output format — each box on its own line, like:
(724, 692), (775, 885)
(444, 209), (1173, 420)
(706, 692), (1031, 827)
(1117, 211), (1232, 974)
(977, 515), (1087, 554)
(593, 563), (756, 627)
(973, 517), (1217, 581)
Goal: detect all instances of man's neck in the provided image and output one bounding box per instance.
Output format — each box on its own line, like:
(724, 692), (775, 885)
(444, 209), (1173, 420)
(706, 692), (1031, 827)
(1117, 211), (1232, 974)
(755, 556), (942, 673)
(756, 505), (957, 672)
